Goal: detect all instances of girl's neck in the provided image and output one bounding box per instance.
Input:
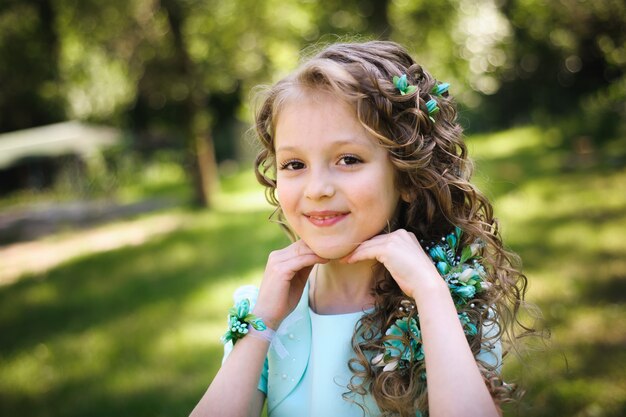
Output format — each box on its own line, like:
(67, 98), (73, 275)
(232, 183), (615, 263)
(309, 259), (378, 315)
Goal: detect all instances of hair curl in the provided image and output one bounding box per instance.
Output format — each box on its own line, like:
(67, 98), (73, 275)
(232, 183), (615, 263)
(254, 40), (533, 416)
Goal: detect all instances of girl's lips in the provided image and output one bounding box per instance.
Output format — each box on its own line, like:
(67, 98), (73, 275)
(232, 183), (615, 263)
(304, 211), (349, 227)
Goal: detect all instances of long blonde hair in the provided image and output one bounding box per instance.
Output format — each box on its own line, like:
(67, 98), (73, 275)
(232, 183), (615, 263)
(254, 40), (532, 416)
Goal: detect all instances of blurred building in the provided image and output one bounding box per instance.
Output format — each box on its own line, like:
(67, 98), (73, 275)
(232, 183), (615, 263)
(0, 121), (120, 195)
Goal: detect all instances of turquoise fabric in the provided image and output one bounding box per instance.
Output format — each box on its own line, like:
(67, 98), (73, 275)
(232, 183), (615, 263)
(272, 307), (380, 416)
(222, 284), (502, 416)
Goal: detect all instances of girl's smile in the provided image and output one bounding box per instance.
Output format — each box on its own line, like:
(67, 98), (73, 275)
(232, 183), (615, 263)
(304, 210), (350, 227)
(274, 91), (400, 259)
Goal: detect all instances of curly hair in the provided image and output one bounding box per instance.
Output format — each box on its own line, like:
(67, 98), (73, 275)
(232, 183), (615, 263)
(254, 40), (532, 416)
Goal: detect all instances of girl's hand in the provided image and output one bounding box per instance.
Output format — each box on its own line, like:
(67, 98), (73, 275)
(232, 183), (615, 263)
(253, 239), (328, 329)
(341, 229), (444, 299)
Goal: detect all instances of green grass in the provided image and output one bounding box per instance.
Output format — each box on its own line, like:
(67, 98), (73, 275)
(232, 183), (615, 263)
(469, 126), (626, 417)
(0, 176), (287, 416)
(0, 126), (625, 416)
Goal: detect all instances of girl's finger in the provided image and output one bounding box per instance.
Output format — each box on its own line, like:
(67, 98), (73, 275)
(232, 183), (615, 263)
(269, 239), (317, 263)
(274, 253), (328, 280)
(343, 239), (389, 264)
(343, 231), (421, 264)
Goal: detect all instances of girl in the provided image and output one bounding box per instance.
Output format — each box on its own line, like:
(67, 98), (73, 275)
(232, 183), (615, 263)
(191, 40), (528, 417)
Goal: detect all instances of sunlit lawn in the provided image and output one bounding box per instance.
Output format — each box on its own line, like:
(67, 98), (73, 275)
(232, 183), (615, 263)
(0, 126), (624, 416)
(469, 127), (626, 417)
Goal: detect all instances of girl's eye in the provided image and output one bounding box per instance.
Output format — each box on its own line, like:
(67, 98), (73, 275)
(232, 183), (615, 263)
(338, 154), (362, 166)
(279, 160), (305, 170)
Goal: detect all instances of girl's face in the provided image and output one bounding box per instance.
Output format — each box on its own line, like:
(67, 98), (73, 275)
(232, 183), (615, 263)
(274, 91), (401, 259)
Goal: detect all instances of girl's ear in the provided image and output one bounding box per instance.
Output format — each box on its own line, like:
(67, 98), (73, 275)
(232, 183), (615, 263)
(401, 190), (414, 203)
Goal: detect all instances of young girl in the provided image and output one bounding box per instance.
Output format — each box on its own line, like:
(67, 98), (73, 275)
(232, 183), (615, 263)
(191, 40), (528, 417)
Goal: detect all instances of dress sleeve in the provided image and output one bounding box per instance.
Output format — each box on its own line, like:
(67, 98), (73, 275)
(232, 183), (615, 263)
(221, 285), (269, 395)
(257, 357), (269, 395)
(475, 310), (503, 373)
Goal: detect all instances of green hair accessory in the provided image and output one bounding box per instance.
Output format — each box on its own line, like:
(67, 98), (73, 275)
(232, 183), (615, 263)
(425, 99), (440, 123)
(426, 82), (449, 123)
(393, 74), (417, 95)
(431, 82), (450, 96)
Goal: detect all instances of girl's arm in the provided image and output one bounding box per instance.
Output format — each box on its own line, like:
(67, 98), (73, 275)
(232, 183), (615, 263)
(411, 274), (500, 417)
(190, 239), (326, 417)
(344, 230), (500, 417)
(189, 335), (268, 417)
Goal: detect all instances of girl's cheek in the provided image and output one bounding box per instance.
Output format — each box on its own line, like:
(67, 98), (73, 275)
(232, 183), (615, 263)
(276, 185), (295, 211)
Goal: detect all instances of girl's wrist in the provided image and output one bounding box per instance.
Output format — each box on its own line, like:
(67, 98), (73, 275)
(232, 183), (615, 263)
(248, 326), (276, 344)
(251, 307), (282, 331)
(409, 270), (450, 305)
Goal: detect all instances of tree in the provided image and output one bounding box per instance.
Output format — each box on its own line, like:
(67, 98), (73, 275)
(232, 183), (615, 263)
(0, 0), (65, 132)
(486, 0), (625, 138)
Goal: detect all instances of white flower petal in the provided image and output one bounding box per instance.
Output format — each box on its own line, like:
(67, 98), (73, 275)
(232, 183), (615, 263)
(371, 353), (385, 366)
(470, 243), (481, 257)
(459, 268), (475, 283)
(383, 360), (399, 372)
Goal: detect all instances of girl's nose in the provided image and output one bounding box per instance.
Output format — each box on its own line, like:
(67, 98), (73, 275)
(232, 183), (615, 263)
(304, 169), (336, 200)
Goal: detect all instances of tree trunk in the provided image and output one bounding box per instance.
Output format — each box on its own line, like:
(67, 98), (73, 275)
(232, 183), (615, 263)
(161, 0), (217, 208)
(192, 130), (218, 207)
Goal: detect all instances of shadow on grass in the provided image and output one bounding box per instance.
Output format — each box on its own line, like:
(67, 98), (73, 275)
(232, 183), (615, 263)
(0, 208), (286, 354)
(0, 343), (225, 417)
(504, 339), (626, 417)
(0, 207), (288, 417)
(579, 272), (626, 304)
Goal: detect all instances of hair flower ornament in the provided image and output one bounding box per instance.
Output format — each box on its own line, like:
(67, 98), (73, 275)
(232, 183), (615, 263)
(425, 81), (450, 123)
(393, 74), (417, 95)
(431, 82), (450, 97)
(221, 298), (267, 344)
(425, 99), (440, 123)
(372, 302), (425, 372)
(425, 227), (487, 307)
(372, 227), (487, 372)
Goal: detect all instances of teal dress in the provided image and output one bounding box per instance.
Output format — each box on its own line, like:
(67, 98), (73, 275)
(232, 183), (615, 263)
(222, 284), (502, 417)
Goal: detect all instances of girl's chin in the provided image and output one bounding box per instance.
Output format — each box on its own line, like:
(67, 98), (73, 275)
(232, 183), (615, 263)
(307, 242), (357, 261)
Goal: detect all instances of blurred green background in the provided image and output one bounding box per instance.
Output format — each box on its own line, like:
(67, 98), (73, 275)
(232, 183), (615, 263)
(0, 0), (624, 416)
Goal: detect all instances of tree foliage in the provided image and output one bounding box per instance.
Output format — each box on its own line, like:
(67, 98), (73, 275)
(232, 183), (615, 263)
(0, 0), (623, 202)
(486, 0), (626, 139)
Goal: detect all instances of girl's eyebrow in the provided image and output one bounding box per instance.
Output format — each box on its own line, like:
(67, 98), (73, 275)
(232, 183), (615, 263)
(275, 145), (298, 153)
(276, 138), (374, 153)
